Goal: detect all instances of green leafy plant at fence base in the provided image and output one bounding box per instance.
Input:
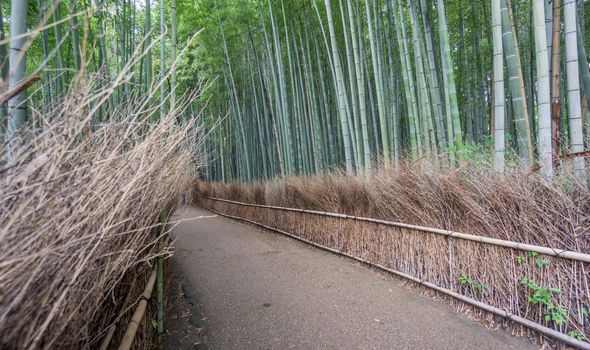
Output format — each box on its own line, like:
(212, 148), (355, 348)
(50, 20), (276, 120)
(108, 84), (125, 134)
(520, 277), (567, 324)
(568, 331), (587, 341)
(475, 282), (488, 293)
(535, 258), (551, 267)
(459, 273), (487, 294)
(459, 272), (473, 286)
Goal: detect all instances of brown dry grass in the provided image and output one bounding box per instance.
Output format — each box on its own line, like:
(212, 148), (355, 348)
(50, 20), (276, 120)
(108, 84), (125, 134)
(0, 76), (204, 348)
(197, 165), (590, 345)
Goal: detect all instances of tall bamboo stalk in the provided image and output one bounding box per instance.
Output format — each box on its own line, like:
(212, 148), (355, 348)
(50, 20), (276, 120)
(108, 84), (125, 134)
(533, 0), (553, 179)
(347, 0), (371, 172)
(492, 0), (505, 173)
(324, 0), (353, 172)
(563, 0), (587, 179)
(171, 0), (177, 111)
(69, 0), (82, 72)
(365, 0), (390, 166)
(7, 0), (28, 147)
(500, 0), (533, 165)
(437, 0), (462, 158)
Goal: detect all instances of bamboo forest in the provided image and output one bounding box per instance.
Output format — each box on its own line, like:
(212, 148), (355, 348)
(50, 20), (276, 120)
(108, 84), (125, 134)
(2, 0), (590, 349)
(198, 0), (590, 181)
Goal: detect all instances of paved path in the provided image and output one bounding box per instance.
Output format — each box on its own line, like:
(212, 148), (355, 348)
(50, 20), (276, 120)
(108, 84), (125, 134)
(166, 205), (536, 350)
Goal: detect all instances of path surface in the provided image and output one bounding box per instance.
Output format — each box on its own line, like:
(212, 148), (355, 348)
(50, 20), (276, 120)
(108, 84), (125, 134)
(166, 205), (536, 350)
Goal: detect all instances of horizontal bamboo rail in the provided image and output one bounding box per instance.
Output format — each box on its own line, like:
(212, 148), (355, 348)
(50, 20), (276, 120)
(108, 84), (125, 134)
(202, 199), (590, 350)
(205, 197), (590, 264)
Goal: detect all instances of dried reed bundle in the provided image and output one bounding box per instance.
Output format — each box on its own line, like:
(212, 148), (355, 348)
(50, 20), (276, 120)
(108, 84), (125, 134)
(0, 75), (204, 348)
(198, 165), (590, 345)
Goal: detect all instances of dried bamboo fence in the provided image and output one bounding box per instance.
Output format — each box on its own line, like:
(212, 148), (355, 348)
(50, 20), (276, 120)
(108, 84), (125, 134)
(199, 194), (590, 349)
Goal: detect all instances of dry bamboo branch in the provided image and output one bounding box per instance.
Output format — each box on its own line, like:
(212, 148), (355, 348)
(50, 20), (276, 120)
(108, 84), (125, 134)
(0, 75), (40, 104)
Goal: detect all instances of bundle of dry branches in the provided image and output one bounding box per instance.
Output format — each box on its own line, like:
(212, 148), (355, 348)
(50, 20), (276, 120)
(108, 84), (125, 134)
(0, 77), (204, 348)
(198, 165), (590, 345)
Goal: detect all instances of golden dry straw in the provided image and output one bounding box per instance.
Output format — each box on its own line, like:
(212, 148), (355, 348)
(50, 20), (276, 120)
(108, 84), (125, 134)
(0, 75), (204, 348)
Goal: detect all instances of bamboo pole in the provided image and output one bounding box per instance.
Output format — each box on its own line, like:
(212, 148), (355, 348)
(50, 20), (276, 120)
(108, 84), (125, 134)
(156, 206), (171, 346)
(99, 276), (138, 350)
(204, 197), (590, 264)
(117, 268), (157, 350)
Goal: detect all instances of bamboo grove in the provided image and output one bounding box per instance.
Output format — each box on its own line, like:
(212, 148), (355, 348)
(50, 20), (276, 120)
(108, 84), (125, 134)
(0, 0), (189, 142)
(197, 0), (590, 182)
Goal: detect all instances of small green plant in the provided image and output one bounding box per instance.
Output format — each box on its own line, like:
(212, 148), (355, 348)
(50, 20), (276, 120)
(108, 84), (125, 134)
(459, 273), (487, 294)
(568, 331), (587, 341)
(520, 277), (567, 325)
(515, 252), (551, 268)
(583, 306), (589, 318)
(475, 282), (488, 293)
(459, 272), (473, 286)
(535, 258), (551, 267)
(545, 307), (568, 324)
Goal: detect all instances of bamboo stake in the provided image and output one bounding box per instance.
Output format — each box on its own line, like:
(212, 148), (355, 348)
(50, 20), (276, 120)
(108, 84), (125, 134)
(156, 206), (171, 346)
(117, 268), (157, 350)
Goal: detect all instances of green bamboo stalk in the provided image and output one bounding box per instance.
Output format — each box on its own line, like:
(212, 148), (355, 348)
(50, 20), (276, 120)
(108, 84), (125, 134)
(156, 206), (171, 346)
(437, 0), (463, 159)
(37, 0), (52, 111)
(340, 1), (362, 169)
(500, 0), (534, 166)
(492, 0), (505, 172)
(171, 0), (177, 110)
(7, 0), (28, 147)
(419, 0), (446, 152)
(533, 0), (553, 179)
(69, 0), (81, 72)
(365, 0), (390, 166)
(395, 0), (421, 157)
(145, 0), (153, 93)
(220, 21), (252, 181)
(409, 1), (434, 157)
(160, 0), (166, 122)
(323, 0), (353, 172)
(563, 0), (587, 179)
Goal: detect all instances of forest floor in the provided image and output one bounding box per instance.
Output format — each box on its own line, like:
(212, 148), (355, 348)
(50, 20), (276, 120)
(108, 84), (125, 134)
(164, 205), (536, 350)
